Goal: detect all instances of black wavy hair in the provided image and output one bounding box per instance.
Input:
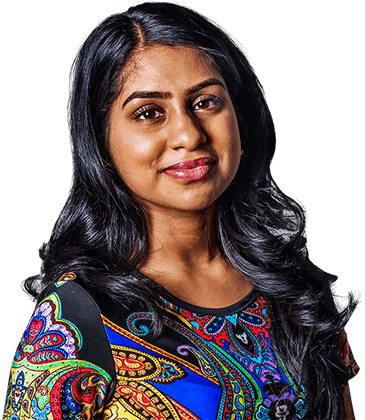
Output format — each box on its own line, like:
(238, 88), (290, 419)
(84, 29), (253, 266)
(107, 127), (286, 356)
(24, 2), (356, 418)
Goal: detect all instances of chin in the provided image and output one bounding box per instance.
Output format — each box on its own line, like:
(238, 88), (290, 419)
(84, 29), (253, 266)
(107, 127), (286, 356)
(167, 196), (218, 213)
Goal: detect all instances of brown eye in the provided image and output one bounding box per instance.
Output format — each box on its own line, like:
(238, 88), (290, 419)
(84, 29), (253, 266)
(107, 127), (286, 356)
(139, 109), (161, 120)
(195, 100), (209, 109)
(192, 95), (224, 112)
(132, 105), (165, 121)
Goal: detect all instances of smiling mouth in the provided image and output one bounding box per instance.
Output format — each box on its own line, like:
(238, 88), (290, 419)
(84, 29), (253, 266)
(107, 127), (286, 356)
(163, 157), (214, 182)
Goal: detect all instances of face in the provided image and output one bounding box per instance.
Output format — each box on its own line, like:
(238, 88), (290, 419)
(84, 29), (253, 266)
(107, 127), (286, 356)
(108, 45), (241, 214)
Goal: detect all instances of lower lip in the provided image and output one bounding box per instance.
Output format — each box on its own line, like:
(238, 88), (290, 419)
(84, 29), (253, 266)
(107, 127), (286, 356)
(163, 165), (210, 181)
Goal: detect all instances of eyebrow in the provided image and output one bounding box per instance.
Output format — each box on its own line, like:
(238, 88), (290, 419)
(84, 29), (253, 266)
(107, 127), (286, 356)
(186, 78), (226, 95)
(122, 77), (226, 108)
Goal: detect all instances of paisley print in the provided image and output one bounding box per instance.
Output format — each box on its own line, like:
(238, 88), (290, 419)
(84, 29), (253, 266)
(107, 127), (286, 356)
(3, 292), (112, 419)
(4, 275), (358, 420)
(14, 293), (81, 365)
(120, 296), (309, 420)
(104, 346), (191, 420)
(5, 362), (111, 420)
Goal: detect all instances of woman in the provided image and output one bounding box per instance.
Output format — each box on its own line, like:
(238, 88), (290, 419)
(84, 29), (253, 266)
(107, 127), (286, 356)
(3, 2), (358, 419)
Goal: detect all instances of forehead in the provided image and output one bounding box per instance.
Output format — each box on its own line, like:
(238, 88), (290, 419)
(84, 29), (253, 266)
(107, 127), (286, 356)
(119, 45), (225, 96)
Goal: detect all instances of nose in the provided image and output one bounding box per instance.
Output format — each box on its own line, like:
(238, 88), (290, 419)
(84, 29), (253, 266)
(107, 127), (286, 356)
(168, 111), (207, 151)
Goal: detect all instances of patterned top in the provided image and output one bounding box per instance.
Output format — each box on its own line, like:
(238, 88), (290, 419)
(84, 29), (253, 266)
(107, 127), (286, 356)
(3, 272), (358, 420)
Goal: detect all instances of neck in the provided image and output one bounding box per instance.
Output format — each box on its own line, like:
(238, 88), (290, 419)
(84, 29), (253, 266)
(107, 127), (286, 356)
(136, 202), (252, 308)
(139, 204), (220, 270)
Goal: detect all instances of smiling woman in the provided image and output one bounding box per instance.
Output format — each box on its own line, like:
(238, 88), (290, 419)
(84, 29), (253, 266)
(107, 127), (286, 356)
(108, 46), (241, 214)
(2, 2), (358, 420)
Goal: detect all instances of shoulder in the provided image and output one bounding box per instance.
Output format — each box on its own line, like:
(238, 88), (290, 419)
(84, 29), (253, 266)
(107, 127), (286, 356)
(3, 273), (116, 420)
(34, 273), (116, 375)
(339, 330), (360, 380)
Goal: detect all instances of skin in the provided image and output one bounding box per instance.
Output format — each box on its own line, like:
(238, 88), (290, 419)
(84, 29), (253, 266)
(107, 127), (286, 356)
(109, 45), (356, 416)
(109, 45), (252, 307)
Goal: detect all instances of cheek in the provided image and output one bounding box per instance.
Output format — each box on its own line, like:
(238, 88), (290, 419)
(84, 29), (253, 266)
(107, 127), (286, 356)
(229, 111), (242, 155)
(129, 136), (159, 158)
(110, 132), (159, 175)
(219, 115), (242, 171)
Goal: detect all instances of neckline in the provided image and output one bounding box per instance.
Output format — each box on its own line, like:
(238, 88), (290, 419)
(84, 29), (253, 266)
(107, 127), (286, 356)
(131, 269), (256, 316)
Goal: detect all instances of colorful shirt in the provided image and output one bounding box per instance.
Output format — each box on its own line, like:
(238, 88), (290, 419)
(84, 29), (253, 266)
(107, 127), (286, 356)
(3, 272), (358, 420)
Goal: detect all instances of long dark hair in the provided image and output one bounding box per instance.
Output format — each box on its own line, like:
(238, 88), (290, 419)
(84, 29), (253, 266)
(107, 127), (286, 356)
(24, 2), (355, 418)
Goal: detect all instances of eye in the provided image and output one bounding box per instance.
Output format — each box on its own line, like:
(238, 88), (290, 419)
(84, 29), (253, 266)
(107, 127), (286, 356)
(191, 95), (224, 112)
(131, 105), (165, 122)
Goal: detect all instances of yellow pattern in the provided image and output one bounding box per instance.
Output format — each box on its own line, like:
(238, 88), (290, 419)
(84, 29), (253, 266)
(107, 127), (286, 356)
(5, 360), (111, 420)
(102, 345), (198, 420)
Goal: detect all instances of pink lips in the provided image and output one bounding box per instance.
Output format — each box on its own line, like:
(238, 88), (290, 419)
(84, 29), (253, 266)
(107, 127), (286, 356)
(163, 157), (213, 182)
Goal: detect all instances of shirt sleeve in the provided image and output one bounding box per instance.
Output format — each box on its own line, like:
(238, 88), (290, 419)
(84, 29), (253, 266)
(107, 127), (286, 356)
(339, 330), (359, 380)
(3, 276), (115, 420)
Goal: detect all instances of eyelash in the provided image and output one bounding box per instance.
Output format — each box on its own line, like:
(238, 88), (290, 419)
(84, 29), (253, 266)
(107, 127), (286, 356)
(192, 95), (224, 112)
(131, 95), (224, 123)
(131, 106), (164, 122)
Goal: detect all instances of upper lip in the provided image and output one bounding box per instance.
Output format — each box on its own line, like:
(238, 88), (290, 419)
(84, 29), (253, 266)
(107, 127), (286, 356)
(163, 157), (215, 171)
